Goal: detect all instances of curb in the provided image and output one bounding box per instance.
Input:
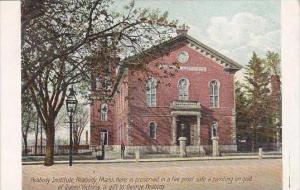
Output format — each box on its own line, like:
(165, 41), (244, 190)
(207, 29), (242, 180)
(22, 155), (282, 165)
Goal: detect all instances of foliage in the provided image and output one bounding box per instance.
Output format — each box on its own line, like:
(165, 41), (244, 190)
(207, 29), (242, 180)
(236, 51), (281, 151)
(243, 52), (271, 126)
(21, 94), (37, 155)
(73, 104), (89, 151)
(265, 51), (281, 76)
(22, 0), (178, 94)
(21, 0), (178, 166)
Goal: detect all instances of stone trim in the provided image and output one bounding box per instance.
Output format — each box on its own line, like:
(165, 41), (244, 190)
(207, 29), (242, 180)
(172, 116), (177, 145)
(113, 145), (206, 155)
(127, 123), (133, 145)
(170, 111), (201, 116)
(231, 109), (237, 144)
(108, 145), (236, 155)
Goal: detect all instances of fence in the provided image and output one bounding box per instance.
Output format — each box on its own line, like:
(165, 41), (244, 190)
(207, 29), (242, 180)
(22, 145), (91, 156)
(237, 142), (281, 152)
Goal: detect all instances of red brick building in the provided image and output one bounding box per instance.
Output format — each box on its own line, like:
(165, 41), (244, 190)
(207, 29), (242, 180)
(90, 31), (242, 155)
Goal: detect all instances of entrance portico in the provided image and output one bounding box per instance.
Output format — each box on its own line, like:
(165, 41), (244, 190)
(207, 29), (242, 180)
(170, 101), (201, 146)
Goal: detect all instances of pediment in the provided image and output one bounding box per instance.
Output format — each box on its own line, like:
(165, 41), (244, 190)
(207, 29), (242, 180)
(177, 34), (242, 71)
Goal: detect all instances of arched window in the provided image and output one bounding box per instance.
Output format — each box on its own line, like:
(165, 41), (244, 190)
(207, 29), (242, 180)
(100, 104), (108, 121)
(211, 122), (218, 138)
(149, 122), (156, 139)
(209, 80), (219, 107)
(146, 78), (157, 107)
(178, 78), (189, 100)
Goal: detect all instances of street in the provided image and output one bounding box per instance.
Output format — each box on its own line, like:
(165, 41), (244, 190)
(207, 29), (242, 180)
(23, 158), (282, 190)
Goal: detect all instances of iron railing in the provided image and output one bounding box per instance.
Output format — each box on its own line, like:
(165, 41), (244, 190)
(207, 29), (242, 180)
(22, 145), (91, 156)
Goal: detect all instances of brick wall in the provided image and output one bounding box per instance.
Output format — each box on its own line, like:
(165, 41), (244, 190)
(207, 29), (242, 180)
(91, 43), (237, 147)
(126, 45), (236, 146)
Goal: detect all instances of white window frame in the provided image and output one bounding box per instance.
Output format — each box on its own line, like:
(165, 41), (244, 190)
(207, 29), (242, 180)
(100, 103), (108, 121)
(149, 121), (157, 139)
(209, 80), (220, 108)
(146, 78), (157, 107)
(178, 78), (190, 100)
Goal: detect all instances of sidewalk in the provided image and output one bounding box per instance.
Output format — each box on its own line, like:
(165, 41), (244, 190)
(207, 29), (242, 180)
(22, 154), (282, 165)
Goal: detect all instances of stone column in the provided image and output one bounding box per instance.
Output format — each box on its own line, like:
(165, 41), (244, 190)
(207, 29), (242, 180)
(231, 113), (237, 144)
(135, 149), (140, 162)
(258, 147), (263, 159)
(172, 116), (177, 145)
(178, 137), (187, 157)
(195, 115), (201, 146)
(212, 136), (219, 157)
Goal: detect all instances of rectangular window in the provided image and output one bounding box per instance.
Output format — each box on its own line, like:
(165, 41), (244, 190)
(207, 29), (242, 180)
(146, 78), (157, 107)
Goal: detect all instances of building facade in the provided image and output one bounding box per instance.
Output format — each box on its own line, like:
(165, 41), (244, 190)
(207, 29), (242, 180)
(90, 31), (242, 155)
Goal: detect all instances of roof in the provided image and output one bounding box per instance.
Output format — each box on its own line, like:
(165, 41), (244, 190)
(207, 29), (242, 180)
(181, 33), (243, 70)
(121, 33), (243, 70)
(112, 33), (243, 95)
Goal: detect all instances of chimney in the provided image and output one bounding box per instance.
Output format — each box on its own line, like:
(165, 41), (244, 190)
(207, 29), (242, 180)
(271, 75), (280, 96)
(176, 24), (190, 35)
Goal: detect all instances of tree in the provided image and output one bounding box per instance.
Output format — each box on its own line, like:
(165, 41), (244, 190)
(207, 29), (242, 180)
(73, 104), (89, 152)
(21, 95), (37, 155)
(265, 51), (281, 126)
(235, 81), (251, 151)
(34, 117), (39, 155)
(265, 51), (281, 150)
(22, 0), (177, 166)
(242, 52), (272, 151)
(235, 81), (249, 124)
(266, 51), (281, 76)
(21, 0), (177, 93)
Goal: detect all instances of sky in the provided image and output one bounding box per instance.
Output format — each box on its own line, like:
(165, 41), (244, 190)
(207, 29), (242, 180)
(114, 0), (281, 67)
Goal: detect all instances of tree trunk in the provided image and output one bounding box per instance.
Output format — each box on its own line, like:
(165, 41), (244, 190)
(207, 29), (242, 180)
(34, 118), (39, 155)
(23, 137), (28, 156)
(73, 133), (79, 153)
(40, 123), (43, 155)
(44, 122), (55, 166)
(74, 143), (79, 154)
(251, 125), (257, 152)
